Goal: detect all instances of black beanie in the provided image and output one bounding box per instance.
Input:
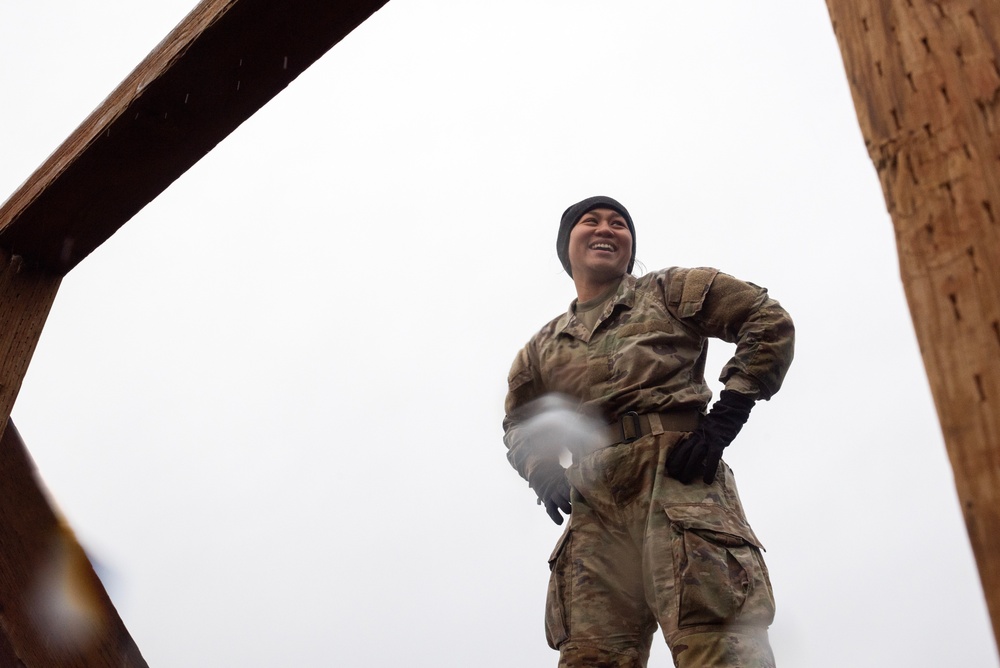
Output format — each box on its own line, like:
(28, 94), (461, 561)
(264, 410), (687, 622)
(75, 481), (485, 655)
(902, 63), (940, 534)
(556, 196), (636, 277)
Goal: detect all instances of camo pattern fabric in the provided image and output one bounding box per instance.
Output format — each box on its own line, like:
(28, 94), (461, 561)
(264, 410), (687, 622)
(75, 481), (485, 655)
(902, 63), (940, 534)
(547, 431), (776, 667)
(503, 266), (794, 482)
(502, 266), (793, 666)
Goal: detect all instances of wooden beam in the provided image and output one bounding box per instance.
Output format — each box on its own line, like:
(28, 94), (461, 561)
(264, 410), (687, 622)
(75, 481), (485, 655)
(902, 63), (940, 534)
(0, 0), (390, 274)
(0, 3), (391, 662)
(0, 420), (147, 666)
(0, 251), (61, 432)
(826, 0), (1000, 647)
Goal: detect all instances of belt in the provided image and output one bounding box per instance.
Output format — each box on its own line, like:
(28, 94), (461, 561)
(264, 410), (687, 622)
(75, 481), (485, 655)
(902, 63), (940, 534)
(602, 411), (702, 448)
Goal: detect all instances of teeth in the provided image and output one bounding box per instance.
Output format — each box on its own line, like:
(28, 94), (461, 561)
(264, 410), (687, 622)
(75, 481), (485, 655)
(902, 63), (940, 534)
(591, 243), (615, 251)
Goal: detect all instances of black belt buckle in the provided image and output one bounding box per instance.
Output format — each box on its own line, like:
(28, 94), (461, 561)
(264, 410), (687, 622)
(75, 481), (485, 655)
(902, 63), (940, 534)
(620, 411), (642, 444)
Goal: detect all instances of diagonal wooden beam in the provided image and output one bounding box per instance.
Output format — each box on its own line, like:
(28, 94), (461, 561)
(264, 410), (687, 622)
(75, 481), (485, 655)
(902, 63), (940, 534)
(0, 420), (147, 666)
(0, 0), (390, 275)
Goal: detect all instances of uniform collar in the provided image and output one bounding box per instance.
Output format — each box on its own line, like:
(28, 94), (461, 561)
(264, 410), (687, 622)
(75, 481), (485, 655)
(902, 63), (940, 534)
(557, 274), (637, 341)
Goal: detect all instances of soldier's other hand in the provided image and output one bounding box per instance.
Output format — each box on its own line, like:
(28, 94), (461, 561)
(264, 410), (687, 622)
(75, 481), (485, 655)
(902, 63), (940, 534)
(531, 463), (572, 525)
(541, 476), (572, 525)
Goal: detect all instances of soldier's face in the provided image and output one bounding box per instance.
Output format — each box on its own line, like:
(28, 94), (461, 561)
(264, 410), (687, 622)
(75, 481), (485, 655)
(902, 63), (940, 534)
(568, 208), (632, 282)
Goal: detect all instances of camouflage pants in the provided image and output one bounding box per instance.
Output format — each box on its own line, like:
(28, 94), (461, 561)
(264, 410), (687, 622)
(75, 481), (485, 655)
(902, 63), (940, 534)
(545, 430), (776, 667)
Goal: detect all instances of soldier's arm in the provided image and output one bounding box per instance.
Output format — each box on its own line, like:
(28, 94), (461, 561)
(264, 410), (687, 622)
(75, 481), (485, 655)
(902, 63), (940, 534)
(502, 345), (546, 481)
(667, 267), (795, 400)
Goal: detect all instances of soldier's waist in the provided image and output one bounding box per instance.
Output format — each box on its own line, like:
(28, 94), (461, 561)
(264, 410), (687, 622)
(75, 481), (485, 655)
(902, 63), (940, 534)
(602, 410), (701, 448)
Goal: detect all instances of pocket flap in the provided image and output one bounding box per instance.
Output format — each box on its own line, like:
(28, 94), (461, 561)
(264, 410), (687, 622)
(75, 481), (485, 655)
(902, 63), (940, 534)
(662, 502), (765, 550)
(667, 267), (719, 318)
(547, 525), (572, 567)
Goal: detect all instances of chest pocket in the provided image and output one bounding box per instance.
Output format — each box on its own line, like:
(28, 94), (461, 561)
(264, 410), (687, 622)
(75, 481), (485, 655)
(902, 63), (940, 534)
(616, 319), (674, 339)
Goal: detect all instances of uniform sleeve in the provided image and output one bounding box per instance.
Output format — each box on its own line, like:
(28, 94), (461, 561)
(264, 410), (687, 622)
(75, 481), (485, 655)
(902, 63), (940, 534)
(667, 267), (795, 401)
(502, 344), (549, 482)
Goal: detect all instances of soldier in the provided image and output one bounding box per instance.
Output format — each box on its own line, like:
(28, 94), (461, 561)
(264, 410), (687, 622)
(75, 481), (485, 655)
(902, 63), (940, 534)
(503, 196), (795, 667)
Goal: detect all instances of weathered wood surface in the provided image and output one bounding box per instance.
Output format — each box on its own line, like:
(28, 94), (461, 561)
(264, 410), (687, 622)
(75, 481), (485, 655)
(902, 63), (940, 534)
(826, 0), (1000, 646)
(0, 0), (390, 274)
(0, 1), (392, 663)
(0, 421), (147, 666)
(0, 251), (61, 437)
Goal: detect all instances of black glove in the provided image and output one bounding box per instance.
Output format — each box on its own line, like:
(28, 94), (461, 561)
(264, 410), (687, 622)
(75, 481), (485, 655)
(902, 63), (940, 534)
(666, 390), (755, 484)
(530, 461), (572, 525)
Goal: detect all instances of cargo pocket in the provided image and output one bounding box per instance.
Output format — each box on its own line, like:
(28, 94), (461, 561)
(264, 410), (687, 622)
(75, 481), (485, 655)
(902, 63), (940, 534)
(544, 526), (572, 649)
(662, 503), (774, 629)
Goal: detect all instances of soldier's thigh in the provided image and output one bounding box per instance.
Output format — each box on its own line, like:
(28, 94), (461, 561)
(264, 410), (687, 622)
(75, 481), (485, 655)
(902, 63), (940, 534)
(546, 515), (656, 658)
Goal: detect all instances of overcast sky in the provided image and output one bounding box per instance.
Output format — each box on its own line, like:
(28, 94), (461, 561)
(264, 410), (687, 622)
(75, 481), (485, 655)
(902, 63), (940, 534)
(2, 1), (998, 666)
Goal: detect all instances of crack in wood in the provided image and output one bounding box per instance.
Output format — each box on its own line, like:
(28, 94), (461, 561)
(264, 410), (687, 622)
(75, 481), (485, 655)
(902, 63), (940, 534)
(906, 153), (920, 184)
(940, 180), (957, 206)
(949, 292), (962, 321)
(967, 246), (980, 273)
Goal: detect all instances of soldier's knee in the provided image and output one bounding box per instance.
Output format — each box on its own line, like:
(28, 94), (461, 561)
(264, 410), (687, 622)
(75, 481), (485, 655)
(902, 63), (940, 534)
(669, 627), (775, 668)
(557, 641), (649, 668)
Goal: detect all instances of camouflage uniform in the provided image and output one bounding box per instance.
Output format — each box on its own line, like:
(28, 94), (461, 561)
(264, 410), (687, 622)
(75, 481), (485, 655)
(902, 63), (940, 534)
(504, 267), (794, 667)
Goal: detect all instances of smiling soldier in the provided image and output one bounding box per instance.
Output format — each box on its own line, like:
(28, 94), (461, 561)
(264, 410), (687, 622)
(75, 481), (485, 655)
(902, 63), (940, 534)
(502, 196), (795, 667)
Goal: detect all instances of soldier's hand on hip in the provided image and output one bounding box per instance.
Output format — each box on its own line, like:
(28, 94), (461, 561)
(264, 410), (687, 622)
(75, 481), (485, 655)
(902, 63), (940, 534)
(666, 390), (755, 484)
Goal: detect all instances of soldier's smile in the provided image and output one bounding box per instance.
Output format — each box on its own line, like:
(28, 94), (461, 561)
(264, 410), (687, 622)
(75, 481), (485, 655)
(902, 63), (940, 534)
(568, 208), (632, 283)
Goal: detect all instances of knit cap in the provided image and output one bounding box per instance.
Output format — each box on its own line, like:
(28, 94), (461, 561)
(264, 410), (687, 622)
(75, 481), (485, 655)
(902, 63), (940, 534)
(556, 195), (636, 277)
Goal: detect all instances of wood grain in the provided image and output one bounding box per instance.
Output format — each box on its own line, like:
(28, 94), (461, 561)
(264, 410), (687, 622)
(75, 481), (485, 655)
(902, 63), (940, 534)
(0, 0), (390, 274)
(827, 0), (1000, 645)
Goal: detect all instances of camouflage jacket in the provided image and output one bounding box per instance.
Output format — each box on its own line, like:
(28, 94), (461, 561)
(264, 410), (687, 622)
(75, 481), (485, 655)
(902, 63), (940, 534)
(503, 267), (795, 481)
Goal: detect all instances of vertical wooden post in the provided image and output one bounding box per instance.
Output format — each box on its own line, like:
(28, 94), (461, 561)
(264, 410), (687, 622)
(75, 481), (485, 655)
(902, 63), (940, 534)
(826, 0), (1000, 646)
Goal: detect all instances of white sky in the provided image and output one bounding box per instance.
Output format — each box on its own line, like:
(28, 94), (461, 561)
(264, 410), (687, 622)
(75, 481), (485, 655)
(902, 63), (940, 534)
(2, 1), (998, 666)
